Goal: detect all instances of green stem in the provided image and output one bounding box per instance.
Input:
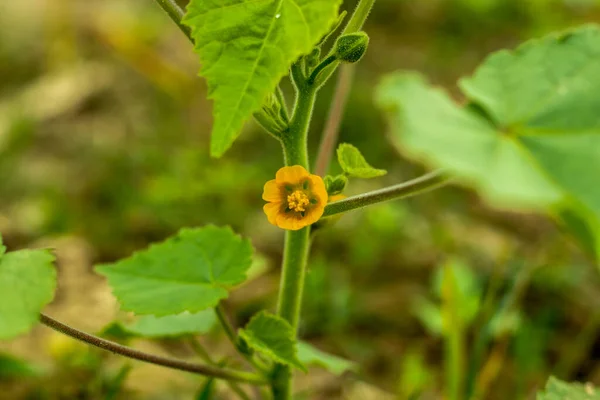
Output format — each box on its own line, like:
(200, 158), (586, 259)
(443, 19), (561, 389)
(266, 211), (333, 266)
(215, 304), (269, 374)
(343, 0), (377, 34)
(307, 55), (337, 85)
(272, 78), (318, 400)
(276, 228), (311, 330)
(282, 85), (317, 167)
(322, 171), (448, 218)
(40, 313), (266, 385)
(188, 338), (252, 400)
(314, 0), (376, 88)
(153, 0), (193, 42)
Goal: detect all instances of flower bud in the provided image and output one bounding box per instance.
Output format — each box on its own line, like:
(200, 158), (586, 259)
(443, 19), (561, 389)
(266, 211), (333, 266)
(334, 32), (369, 63)
(306, 47), (321, 69)
(324, 174), (348, 195)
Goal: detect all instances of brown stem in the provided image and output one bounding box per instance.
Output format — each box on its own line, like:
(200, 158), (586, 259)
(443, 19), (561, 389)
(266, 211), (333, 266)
(314, 64), (355, 176)
(39, 313), (267, 385)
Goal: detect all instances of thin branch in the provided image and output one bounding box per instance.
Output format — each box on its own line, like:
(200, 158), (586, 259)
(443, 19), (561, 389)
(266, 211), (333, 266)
(343, 0), (377, 35)
(188, 337), (214, 363)
(188, 338), (253, 400)
(154, 0), (193, 43)
(322, 171), (449, 218)
(215, 304), (238, 346)
(314, 64), (355, 176)
(307, 55), (337, 85)
(39, 313), (267, 385)
(215, 304), (270, 374)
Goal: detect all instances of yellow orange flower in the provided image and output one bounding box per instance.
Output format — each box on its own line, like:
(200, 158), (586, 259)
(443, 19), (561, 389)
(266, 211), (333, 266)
(263, 165), (328, 230)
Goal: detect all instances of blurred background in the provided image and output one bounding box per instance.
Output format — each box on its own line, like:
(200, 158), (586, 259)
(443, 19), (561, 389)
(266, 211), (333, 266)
(1, 0), (600, 399)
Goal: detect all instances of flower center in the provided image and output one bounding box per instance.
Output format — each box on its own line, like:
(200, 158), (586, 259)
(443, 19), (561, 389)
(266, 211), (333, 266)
(287, 190), (310, 213)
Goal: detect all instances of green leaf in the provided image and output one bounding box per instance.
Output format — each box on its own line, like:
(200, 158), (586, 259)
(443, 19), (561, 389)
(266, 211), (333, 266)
(238, 311), (306, 371)
(196, 377), (216, 400)
(182, 0), (342, 157)
(96, 226), (253, 316)
(123, 310), (217, 338)
(376, 26), (600, 254)
(557, 208), (599, 258)
(537, 376), (600, 400)
(0, 353), (41, 378)
(337, 143), (387, 179)
(297, 342), (356, 376)
(0, 244), (56, 340)
(98, 322), (134, 341)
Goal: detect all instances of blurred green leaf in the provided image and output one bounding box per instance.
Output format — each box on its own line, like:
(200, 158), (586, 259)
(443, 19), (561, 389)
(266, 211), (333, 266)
(239, 311), (306, 371)
(297, 342), (356, 376)
(557, 208), (599, 260)
(440, 263), (467, 400)
(98, 322), (134, 341)
(0, 237), (56, 339)
(0, 353), (40, 379)
(412, 297), (443, 336)
(196, 378), (216, 400)
(181, 0), (342, 156)
(436, 260), (481, 326)
(398, 350), (434, 400)
(123, 310), (216, 338)
(537, 377), (600, 400)
(104, 364), (133, 400)
(336, 143), (387, 179)
(96, 226), (253, 316)
(376, 26), (600, 256)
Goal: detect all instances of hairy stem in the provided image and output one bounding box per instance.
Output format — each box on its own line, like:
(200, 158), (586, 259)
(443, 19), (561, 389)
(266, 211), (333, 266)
(307, 55), (337, 85)
(272, 82), (318, 400)
(322, 171), (448, 218)
(343, 0), (377, 34)
(153, 0), (193, 42)
(314, 0), (377, 87)
(40, 313), (267, 385)
(188, 338), (252, 400)
(216, 304), (269, 373)
(282, 85), (317, 167)
(314, 64), (355, 176)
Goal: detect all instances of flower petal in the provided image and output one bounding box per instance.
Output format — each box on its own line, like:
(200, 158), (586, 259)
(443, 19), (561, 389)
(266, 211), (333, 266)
(263, 202), (281, 226)
(262, 180), (282, 202)
(308, 174), (328, 203)
(303, 206), (324, 226)
(276, 213), (305, 231)
(276, 165), (310, 185)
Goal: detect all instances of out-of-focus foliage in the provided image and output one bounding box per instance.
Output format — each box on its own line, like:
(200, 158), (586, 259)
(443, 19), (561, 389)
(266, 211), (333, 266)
(1, 0), (600, 399)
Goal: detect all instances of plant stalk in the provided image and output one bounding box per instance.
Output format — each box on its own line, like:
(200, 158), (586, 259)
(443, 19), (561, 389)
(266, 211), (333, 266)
(153, 0), (193, 42)
(343, 0), (377, 34)
(314, 64), (355, 176)
(39, 313), (267, 385)
(322, 171), (448, 218)
(272, 79), (318, 400)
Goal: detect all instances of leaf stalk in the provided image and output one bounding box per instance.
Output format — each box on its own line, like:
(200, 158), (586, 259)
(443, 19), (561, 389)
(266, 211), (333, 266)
(153, 0), (193, 42)
(39, 313), (267, 385)
(322, 171), (448, 218)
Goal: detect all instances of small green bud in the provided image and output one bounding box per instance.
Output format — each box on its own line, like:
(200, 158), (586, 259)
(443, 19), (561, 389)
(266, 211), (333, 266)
(306, 47), (321, 69)
(324, 174), (348, 195)
(334, 32), (369, 63)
